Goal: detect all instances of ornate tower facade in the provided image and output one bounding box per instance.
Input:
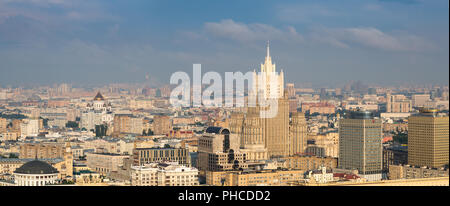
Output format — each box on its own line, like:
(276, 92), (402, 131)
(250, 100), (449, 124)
(240, 104), (268, 160)
(263, 91), (290, 157)
(252, 41), (285, 99)
(231, 42), (291, 159)
(289, 111), (308, 156)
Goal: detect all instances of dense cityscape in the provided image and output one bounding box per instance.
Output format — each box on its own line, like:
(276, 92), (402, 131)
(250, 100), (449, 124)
(0, 43), (448, 186)
(0, 0), (449, 193)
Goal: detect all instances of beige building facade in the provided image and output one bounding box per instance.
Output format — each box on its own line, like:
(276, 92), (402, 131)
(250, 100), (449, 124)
(408, 109), (449, 168)
(197, 127), (247, 177)
(131, 162), (199, 186)
(206, 169), (304, 186)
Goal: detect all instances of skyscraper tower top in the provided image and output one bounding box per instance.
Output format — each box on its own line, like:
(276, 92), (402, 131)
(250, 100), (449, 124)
(262, 40), (274, 73)
(252, 42), (285, 99)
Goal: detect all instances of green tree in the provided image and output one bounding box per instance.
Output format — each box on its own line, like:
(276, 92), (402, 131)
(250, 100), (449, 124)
(66, 121), (79, 128)
(95, 125), (101, 137)
(101, 125), (108, 136)
(42, 118), (49, 127)
(95, 125), (107, 137)
(393, 132), (408, 144)
(8, 153), (18, 158)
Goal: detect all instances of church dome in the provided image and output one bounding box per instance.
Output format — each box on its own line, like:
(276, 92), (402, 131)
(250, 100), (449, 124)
(14, 160), (59, 175)
(93, 92), (105, 101)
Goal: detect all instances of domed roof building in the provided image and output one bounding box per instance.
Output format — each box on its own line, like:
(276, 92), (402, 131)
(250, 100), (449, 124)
(80, 92), (114, 131)
(14, 159), (59, 186)
(93, 92), (105, 101)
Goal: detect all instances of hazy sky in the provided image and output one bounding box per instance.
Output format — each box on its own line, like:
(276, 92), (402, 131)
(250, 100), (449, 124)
(0, 0), (448, 87)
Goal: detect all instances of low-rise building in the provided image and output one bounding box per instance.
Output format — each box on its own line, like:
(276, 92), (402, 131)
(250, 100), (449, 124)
(281, 155), (338, 171)
(388, 165), (449, 180)
(206, 169), (305, 186)
(131, 162), (199, 186)
(133, 147), (190, 167)
(86, 153), (129, 176)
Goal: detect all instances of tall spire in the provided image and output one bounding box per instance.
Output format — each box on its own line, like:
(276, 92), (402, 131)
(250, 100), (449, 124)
(266, 40), (270, 58)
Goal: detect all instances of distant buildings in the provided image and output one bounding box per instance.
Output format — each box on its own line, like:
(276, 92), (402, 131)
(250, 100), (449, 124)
(286, 83), (295, 99)
(113, 114), (143, 135)
(19, 142), (73, 179)
(301, 102), (335, 114)
(206, 169), (304, 186)
(386, 92), (411, 113)
(339, 110), (383, 181)
(412, 94), (430, 108)
(0, 118), (7, 133)
(408, 108), (449, 168)
(19, 119), (39, 137)
(133, 147), (190, 166)
(128, 99), (153, 110)
(281, 155), (337, 171)
(0, 43), (448, 187)
(152, 115), (172, 135)
(80, 92), (114, 131)
(389, 165), (448, 180)
(86, 152), (129, 175)
(306, 131), (339, 158)
(20, 142), (69, 159)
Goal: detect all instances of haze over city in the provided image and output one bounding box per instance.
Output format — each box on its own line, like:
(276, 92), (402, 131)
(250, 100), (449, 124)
(0, 0), (448, 87)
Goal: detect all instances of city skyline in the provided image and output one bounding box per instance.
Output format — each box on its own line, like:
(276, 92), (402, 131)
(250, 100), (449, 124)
(0, 0), (449, 191)
(0, 0), (449, 87)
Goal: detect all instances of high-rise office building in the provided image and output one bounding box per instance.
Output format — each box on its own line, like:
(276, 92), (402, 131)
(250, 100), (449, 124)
(408, 108), (449, 168)
(339, 110), (383, 181)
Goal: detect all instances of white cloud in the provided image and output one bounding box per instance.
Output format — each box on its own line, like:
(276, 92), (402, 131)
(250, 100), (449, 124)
(311, 27), (434, 52)
(276, 4), (339, 23)
(202, 19), (304, 43)
(0, 0), (118, 25)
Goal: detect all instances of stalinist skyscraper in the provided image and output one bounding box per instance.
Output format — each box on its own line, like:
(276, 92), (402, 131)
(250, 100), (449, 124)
(252, 41), (285, 99)
(230, 42), (307, 160)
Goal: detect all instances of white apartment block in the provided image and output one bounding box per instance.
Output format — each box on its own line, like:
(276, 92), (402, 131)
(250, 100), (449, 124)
(131, 162), (199, 186)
